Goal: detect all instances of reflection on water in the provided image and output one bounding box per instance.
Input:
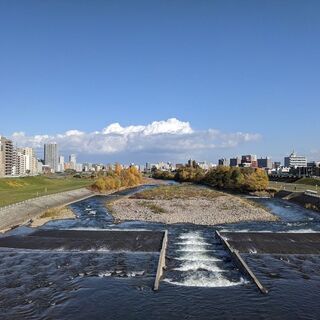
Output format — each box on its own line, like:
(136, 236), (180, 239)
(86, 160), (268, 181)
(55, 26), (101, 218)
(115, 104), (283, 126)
(1, 185), (320, 319)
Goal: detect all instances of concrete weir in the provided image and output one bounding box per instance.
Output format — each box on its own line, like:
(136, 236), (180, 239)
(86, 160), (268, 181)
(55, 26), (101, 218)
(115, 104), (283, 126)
(216, 231), (320, 294)
(220, 232), (320, 255)
(215, 231), (268, 294)
(0, 229), (169, 289)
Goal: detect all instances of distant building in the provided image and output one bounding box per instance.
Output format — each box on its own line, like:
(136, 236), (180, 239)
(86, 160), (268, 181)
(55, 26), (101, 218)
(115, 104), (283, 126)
(58, 155), (65, 172)
(257, 157), (272, 169)
(14, 149), (27, 175)
(75, 163), (83, 172)
(15, 147), (38, 175)
(272, 162), (281, 170)
(0, 136), (14, 177)
(198, 161), (210, 170)
(175, 163), (184, 169)
(145, 162), (152, 173)
(69, 154), (77, 170)
(218, 158), (229, 166)
(307, 161), (320, 177)
(284, 151), (307, 168)
(230, 157), (241, 167)
(44, 143), (58, 172)
(241, 155), (257, 168)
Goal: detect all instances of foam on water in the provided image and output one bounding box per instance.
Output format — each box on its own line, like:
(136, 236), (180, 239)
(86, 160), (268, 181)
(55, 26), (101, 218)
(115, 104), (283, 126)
(177, 247), (215, 252)
(175, 253), (221, 262)
(165, 274), (247, 288)
(285, 229), (319, 233)
(97, 271), (145, 278)
(168, 231), (245, 288)
(174, 261), (224, 272)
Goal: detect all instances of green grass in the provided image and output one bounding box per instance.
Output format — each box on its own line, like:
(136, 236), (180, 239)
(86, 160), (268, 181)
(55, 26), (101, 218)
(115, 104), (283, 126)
(138, 201), (167, 214)
(130, 184), (223, 200)
(296, 177), (320, 186)
(268, 180), (320, 194)
(0, 175), (93, 207)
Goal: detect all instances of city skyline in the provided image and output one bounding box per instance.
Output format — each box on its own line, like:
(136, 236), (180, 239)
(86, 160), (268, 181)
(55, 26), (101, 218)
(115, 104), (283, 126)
(1, 1), (320, 162)
(2, 121), (318, 165)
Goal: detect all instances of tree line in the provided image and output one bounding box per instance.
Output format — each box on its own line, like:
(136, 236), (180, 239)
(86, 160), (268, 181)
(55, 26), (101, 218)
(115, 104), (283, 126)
(152, 165), (269, 192)
(92, 164), (142, 192)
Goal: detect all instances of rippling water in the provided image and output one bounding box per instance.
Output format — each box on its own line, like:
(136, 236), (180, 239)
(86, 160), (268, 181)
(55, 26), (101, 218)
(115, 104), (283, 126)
(1, 185), (320, 319)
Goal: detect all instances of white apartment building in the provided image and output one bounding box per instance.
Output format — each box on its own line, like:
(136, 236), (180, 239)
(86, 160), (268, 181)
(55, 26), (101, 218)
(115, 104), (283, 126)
(16, 147), (38, 175)
(284, 151), (307, 168)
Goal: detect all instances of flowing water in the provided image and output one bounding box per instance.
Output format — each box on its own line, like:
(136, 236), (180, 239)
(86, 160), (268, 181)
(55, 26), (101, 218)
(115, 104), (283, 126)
(1, 185), (320, 319)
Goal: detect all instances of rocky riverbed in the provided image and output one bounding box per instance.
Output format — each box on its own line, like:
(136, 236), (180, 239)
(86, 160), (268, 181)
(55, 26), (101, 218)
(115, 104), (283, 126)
(108, 185), (278, 225)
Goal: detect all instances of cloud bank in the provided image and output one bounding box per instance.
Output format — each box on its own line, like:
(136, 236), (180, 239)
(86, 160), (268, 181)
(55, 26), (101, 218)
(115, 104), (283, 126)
(10, 118), (261, 160)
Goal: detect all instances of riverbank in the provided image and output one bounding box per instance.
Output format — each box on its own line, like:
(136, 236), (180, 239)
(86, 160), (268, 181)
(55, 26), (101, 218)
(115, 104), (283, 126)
(0, 188), (94, 233)
(0, 180), (167, 233)
(108, 184), (278, 225)
(274, 190), (320, 212)
(30, 206), (76, 228)
(0, 175), (93, 207)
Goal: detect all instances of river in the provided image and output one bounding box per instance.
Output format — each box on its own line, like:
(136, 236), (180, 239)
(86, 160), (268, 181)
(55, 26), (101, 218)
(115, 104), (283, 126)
(0, 185), (320, 319)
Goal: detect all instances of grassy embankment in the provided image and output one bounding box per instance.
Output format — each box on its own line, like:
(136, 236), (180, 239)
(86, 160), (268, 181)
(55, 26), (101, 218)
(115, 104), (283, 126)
(0, 175), (92, 207)
(269, 178), (320, 194)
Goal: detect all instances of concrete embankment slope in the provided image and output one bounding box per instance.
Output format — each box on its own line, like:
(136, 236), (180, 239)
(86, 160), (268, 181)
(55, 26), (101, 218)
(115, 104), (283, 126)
(0, 188), (94, 232)
(275, 190), (320, 211)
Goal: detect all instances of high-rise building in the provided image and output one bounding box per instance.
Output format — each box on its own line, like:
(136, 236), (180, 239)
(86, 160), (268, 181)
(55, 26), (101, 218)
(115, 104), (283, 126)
(16, 147), (38, 175)
(69, 154), (76, 170)
(57, 155), (65, 172)
(0, 136), (14, 177)
(284, 151), (307, 168)
(257, 157), (272, 169)
(15, 149), (27, 176)
(44, 143), (58, 172)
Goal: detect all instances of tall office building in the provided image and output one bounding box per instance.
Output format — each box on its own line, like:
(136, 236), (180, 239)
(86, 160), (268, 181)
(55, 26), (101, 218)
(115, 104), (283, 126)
(0, 136), (14, 177)
(44, 143), (58, 172)
(284, 151), (307, 168)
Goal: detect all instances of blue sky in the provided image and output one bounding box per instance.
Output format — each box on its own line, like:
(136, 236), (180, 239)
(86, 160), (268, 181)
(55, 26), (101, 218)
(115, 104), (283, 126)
(0, 1), (319, 163)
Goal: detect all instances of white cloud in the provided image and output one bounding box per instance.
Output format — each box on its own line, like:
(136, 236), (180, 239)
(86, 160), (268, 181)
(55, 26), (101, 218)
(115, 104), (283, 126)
(9, 118), (261, 158)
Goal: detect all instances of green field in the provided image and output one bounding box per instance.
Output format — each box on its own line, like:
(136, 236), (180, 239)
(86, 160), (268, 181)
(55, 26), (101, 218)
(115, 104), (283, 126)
(0, 175), (93, 207)
(269, 180), (320, 194)
(296, 177), (320, 186)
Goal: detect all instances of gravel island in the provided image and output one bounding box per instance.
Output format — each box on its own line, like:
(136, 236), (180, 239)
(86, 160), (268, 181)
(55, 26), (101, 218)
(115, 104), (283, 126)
(107, 184), (278, 225)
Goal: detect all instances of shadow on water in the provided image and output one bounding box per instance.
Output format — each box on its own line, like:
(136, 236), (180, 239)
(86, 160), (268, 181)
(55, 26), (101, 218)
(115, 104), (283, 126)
(1, 185), (320, 319)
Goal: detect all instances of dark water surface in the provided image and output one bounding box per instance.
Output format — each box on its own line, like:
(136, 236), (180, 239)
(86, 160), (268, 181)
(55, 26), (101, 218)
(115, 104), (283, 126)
(1, 186), (320, 319)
